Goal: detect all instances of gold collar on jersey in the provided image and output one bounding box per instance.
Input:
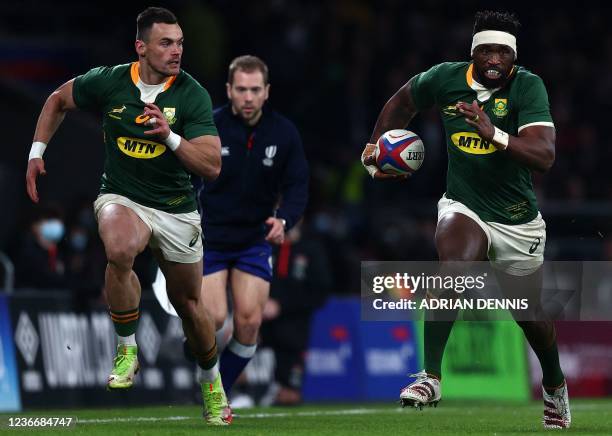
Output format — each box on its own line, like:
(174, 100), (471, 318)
(130, 62), (177, 90)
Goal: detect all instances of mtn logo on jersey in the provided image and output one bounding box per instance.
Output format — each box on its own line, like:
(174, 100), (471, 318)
(117, 137), (166, 159)
(451, 132), (497, 155)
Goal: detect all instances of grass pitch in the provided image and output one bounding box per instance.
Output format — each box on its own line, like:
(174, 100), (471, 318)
(1, 399), (611, 435)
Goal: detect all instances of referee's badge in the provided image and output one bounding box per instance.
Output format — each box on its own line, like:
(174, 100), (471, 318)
(162, 107), (177, 125)
(263, 145), (277, 166)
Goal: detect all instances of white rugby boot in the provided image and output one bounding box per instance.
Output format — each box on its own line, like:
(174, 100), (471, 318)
(542, 381), (571, 429)
(399, 370), (441, 410)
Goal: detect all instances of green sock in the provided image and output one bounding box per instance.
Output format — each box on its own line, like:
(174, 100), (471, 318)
(534, 341), (565, 393)
(110, 308), (139, 337)
(198, 341), (219, 371)
(517, 321), (565, 393)
(424, 320), (455, 380)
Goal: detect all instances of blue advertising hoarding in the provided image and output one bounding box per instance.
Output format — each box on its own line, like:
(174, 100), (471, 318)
(303, 297), (420, 401)
(0, 294), (21, 412)
(303, 298), (364, 400)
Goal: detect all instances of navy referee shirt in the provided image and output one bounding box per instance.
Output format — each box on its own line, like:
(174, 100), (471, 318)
(198, 104), (309, 251)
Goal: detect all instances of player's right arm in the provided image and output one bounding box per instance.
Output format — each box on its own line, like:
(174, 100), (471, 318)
(26, 79), (77, 203)
(362, 78), (419, 180)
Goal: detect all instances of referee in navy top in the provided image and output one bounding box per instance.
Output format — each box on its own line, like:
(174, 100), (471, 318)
(195, 55), (308, 396)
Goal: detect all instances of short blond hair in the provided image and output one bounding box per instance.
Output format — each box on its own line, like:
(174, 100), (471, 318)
(228, 55), (269, 85)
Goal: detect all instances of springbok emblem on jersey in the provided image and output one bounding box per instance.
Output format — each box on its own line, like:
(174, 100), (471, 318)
(493, 99), (508, 117)
(163, 107), (177, 125)
(263, 145), (277, 167)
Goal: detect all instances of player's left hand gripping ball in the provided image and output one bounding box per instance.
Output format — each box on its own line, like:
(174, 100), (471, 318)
(362, 146), (406, 180)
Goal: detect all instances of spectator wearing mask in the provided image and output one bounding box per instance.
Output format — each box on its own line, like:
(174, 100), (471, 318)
(16, 206), (67, 289)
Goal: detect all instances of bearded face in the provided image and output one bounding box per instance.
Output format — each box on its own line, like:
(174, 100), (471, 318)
(472, 43), (515, 88)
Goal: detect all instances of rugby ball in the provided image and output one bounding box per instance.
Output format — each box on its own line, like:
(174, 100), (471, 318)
(375, 129), (425, 175)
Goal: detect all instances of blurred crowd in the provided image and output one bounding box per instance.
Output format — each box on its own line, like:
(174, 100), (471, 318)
(1, 1), (610, 299)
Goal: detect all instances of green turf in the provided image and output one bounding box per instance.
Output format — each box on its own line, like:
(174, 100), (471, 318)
(1, 399), (611, 435)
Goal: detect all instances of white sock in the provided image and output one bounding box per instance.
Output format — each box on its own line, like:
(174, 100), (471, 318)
(198, 361), (220, 384)
(228, 337), (257, 358)
(118, 334), (137, 346)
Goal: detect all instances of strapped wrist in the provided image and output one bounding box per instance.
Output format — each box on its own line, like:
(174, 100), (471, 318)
(361, 144), (378, 179)
(364, 164), (378, 178)
(29, 141), (47, 160)
(493, 127), (509, 150)
(165, 131), (182, 151)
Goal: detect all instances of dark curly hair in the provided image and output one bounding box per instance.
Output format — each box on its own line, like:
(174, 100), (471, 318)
(473, 10), (520, 36)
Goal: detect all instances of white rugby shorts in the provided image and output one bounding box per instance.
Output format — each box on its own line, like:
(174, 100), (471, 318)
(94, 193), (203, 263)
(437, 194), (545, 276)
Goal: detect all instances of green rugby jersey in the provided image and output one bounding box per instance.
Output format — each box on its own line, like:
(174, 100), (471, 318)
(411, 62), (554, 224)
(73, 62), (218, 213)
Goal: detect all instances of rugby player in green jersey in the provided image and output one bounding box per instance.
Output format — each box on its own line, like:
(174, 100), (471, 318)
(25, 7), (231, 426)
(362, 11), (570, 428)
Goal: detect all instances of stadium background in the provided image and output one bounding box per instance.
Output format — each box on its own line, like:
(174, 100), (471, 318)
(0, 0), (611, 416)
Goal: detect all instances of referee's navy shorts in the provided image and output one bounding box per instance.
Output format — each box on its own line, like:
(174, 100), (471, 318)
(203, 241), (273, 282)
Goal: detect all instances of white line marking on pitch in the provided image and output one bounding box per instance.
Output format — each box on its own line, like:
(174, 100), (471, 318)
(78, 416), (191, 424)
(236, 408), (402, 419)
(77, 408), (402, 424)
(75, 403), (609, 425)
